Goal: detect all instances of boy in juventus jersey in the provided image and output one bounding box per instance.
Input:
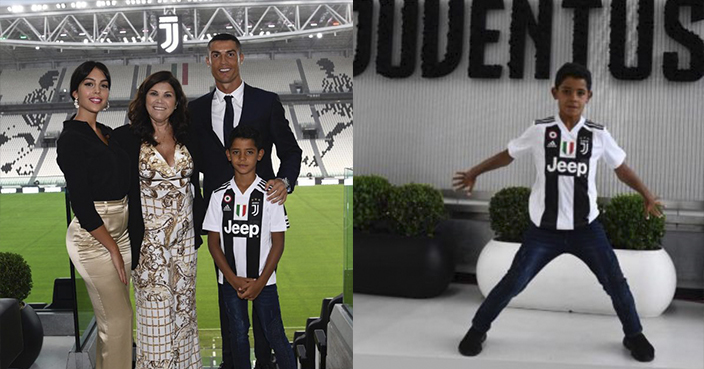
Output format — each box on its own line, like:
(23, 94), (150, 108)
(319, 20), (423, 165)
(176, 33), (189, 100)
(453, 63), (662, 362)
(203, 125), (296, 369)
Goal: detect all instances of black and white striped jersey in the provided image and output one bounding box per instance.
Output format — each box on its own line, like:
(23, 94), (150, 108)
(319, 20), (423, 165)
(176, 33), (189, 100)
(203, 175), (290, 285)
(507, 115), (626, 230)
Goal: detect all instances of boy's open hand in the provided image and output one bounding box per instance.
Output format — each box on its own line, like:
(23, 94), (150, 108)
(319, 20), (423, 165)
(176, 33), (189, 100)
(238, 279), (265, 301)
(453, 170), (476, 196)
(643, 196), (663, 220)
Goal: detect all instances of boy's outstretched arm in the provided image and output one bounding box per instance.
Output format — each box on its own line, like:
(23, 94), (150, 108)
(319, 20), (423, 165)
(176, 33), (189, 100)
(239, 232), (285, 301)
(453, 150), (514, 196)
(614, 163), (663, 219)
(208, 232), (254, 293)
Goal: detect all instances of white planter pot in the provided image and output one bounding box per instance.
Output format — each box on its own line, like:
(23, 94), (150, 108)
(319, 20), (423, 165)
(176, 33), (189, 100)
(476, 240), (677, 317)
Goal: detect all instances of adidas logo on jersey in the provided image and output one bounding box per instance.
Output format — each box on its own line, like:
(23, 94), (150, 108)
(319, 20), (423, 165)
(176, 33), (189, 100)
(224, 220), (261, 238)
(546, 157), (588, 177)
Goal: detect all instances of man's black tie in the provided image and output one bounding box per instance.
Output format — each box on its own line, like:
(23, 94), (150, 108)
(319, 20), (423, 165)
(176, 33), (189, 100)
(223, 95), (234, 146)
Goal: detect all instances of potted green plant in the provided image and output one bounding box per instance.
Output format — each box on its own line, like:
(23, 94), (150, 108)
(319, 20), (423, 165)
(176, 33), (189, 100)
(488, 186), (531, 242)
(353, 174), (392, 233)
(354, 176), (453, 298)
(599, 193), (665, 250)
(476, 190), (675, 317)
(0, 252), (44, 369)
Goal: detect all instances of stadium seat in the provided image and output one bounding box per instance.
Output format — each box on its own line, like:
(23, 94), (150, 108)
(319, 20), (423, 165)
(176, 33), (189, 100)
(45, 278), (74, 310)
(313, 329), (327, 369)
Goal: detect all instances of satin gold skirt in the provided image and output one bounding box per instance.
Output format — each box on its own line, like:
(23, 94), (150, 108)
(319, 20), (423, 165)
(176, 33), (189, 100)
(66, 196), (132, 369)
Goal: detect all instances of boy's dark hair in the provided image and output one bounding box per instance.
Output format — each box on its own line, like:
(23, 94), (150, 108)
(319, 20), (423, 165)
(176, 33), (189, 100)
(70, 61), (111, 99)
(208, 33), (241, 52)
(227, 125), (262, 150)
(555, 62), (592, 91)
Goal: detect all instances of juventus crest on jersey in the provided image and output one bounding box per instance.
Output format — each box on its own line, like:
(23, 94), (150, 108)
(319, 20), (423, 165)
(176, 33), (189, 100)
(508, 115), (626, 230)
(203, 175), (290, 285)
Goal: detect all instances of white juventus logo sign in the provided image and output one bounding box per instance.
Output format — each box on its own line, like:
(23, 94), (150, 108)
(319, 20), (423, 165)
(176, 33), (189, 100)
(157, 15), (182, 54)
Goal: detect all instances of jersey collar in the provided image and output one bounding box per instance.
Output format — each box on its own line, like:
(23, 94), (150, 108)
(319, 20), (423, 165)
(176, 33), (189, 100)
(555, 114), (586, 138)
(230, 174), (262, 197)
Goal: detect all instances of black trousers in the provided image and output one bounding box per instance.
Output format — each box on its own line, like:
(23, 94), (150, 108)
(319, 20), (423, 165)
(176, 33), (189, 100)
(219, 282), (273, 367)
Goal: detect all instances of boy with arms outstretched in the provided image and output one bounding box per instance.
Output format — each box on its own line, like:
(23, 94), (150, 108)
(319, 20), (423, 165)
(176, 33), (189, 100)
(453, 63), (661, 362)
(203, 125), (296, 369)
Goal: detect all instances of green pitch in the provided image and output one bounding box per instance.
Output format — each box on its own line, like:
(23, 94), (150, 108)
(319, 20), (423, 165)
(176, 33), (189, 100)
(0, 185), (344, 341)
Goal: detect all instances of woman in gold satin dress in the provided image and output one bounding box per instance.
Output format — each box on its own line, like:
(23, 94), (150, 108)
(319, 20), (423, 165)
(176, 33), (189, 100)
(57, 61), (133, 368)
(114, 71), (204, 368)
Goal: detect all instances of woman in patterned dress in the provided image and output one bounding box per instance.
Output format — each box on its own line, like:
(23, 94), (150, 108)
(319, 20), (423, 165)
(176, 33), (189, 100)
(113, 71), (204, 368)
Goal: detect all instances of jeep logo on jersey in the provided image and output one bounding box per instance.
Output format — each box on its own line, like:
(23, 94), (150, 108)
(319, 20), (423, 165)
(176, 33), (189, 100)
(223, 220), (260, 238)
(546, 157), (588, 177)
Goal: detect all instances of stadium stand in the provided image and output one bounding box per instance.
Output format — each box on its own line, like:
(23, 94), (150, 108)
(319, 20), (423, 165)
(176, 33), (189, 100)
(0, 69), (61, 104)
(293, 104), (316, 127)
(297, 139), (323, 178)
(0, 56), (352, 185)
(35, 147), (61, 179)
(240, 58), (301, 94)
(301, 57), (353, 93)
(314, 103), (352, 137)
(0, 114), (43, 179)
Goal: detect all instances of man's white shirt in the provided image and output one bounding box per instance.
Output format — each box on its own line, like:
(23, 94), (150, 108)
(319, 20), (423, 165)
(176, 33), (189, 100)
(507, 115), (626, 230)
(203, 175), (289, 285)
(211, 82), (245, 146)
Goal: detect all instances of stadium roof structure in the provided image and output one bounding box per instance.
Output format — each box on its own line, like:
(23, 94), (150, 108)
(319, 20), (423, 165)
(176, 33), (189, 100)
(0, 0), (353, 68)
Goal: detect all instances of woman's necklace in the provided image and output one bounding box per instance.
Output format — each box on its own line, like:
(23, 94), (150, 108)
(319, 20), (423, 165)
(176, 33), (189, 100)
(153, 122), (170, 143)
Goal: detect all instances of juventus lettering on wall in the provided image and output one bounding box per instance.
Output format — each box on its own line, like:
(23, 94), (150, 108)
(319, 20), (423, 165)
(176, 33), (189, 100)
(157, 14), (183, 55)
(353, 0), (704, 81)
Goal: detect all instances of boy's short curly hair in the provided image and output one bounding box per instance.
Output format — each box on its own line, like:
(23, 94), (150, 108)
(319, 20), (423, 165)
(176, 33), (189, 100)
(555, 62), (592, 91)
(227, 125), (262, 150)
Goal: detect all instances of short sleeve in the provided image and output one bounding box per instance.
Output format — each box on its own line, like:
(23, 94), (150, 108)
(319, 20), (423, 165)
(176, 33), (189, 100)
(270, 204), (289, 233)
(202, 191), (222, 233)
(507, 125), (540, 159)
(600, 128), (626, 169)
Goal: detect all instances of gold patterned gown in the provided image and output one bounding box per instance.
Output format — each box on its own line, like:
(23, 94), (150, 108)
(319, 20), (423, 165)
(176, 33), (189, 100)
(133, 143), (202, 368)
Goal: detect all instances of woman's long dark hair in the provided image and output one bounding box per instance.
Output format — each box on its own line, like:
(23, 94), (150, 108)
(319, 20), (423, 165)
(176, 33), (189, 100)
(128, 71), (189, 145)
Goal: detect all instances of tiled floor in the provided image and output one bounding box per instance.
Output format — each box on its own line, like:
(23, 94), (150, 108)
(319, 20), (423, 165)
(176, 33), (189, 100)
(30, 336), (74, 369)
(355, 283), (704, 369)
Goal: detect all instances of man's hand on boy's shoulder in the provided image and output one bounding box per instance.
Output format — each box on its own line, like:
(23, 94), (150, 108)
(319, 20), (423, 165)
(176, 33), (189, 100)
(238, 278), (266, 301)
(266, 178), (288, 205)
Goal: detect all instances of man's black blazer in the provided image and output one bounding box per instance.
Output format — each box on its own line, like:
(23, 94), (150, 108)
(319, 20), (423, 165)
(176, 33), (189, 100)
(112, 124), (205, 270)
(188, 83), (302, 203)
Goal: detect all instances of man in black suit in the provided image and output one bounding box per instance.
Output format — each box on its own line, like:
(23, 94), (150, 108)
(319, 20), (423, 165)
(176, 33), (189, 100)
(189, 33), (302, 369)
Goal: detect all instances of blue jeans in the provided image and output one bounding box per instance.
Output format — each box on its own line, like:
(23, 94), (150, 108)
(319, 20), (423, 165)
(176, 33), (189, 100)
(472, 221), (643, 336)
(221, 283), (296, 369)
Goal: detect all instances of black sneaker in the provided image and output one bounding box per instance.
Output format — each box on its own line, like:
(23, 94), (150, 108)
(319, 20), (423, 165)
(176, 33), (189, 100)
(458, 327), (487, 356)
(623, 333), (655, 362)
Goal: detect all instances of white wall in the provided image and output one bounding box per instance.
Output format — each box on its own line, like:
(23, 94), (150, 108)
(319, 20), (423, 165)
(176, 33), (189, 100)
(354, 0), (704, 201)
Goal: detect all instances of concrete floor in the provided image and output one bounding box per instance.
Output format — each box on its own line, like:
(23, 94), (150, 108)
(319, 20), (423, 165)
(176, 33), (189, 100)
(355, 283), (704, 369)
